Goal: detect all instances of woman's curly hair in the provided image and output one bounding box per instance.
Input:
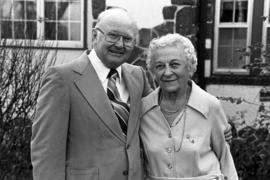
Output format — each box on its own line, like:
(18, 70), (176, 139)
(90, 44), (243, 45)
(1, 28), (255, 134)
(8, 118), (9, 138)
(147, 33), (197, 77)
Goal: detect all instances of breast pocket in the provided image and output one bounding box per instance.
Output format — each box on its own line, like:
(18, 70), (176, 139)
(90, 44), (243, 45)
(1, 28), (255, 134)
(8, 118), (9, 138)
(67, 167), (99, 180)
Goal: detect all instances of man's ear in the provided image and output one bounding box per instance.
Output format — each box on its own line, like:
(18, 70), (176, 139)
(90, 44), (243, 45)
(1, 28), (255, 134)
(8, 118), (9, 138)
(92, 29), (97, 42)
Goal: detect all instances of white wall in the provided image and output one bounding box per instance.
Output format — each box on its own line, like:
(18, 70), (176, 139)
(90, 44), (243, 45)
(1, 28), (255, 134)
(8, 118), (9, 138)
(107, 0), (171, 28)
(54, 50), (84, 64)
(207, 84), (270, 129)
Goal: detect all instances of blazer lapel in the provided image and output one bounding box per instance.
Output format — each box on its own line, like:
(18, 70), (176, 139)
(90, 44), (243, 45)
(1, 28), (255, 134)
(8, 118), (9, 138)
(73, 52), (125, 143)
(122, 65), (140, 143)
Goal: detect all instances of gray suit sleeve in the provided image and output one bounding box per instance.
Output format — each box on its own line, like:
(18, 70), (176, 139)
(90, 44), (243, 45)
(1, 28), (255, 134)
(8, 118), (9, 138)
(31, 67), (70, 180)
(140, 67), (153, 97)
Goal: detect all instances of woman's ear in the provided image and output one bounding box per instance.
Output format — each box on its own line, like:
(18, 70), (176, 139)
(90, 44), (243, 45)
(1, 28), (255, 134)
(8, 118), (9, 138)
(188, 64), (195, 78)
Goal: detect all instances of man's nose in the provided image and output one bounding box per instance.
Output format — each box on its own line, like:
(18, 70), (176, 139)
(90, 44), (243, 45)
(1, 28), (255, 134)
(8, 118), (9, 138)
(114, 36), (125, 47)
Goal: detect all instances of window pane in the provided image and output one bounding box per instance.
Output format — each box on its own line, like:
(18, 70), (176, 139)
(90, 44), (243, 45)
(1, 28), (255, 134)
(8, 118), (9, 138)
(57, 2), (81, 21)
(1, 21), (12, 38)
(1, 1), (12, 19)
(45, 22), (56, 40)
(70, 2), (81, 21)
(26, 1), (36, 20)
(235, 0), (248, 22)
(266, 28), (270, 65)
(220, 0), (233, 22)
(14, 21), (25, 39)
(218, 46), (246, 69)
(269, 4), (270, 23)
(45, 1), (56, 20)
(218, 47), (233, 68)
(14, 1), (25, 20)
(26, 21), (36, 39)
(70, 22), (80, 40)
(58, 22), (68, 40)
(218, 28), (247, 69)
(219, 28), (233, 45)
(58, 2), (69, 21)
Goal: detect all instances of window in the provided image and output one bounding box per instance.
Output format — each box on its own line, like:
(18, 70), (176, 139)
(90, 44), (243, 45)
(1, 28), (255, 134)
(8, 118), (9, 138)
(0, 0), (84, 48)
(214, 0), (253, 74)
(263, 0), (270, 65)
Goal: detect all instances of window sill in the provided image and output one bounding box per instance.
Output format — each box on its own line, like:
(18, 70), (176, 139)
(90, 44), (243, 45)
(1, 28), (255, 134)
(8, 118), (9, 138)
(205, 75), (270, 86)
(0, 39), (86, 50)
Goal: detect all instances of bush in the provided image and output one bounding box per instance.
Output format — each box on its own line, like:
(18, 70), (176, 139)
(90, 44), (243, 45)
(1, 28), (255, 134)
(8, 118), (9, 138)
(231, 126), (270, 180)
(227, 102), (270, 179)
(222, 40), (270, 179)
(0, 40), (56, 180)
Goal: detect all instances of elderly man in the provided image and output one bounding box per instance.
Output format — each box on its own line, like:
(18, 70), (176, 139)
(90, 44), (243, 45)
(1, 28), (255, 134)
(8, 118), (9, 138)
(31, 8), (152, 180)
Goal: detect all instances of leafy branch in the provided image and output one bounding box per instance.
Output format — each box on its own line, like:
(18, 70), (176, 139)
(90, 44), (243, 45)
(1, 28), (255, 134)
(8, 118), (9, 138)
(236, 42), (270, 75)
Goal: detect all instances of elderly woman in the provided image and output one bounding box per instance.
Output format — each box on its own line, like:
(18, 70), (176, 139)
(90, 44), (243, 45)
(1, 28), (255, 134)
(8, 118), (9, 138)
(140, 34), (238, 180)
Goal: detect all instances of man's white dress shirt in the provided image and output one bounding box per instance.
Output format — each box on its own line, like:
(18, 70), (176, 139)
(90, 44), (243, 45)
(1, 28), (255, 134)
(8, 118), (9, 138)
(88, 49), (129, 103)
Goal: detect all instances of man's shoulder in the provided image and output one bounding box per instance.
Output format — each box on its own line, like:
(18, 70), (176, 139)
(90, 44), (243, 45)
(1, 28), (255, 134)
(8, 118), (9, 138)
(123, 63), (146, 76)
(51, 52), (89, 72)
(122, 62), (141, 70)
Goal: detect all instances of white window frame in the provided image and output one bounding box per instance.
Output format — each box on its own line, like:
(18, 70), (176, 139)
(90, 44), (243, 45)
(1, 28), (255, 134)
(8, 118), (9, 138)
(0, 0), (85, 48)
(262, 0), (270, 59)
(213, 0), (253, 74)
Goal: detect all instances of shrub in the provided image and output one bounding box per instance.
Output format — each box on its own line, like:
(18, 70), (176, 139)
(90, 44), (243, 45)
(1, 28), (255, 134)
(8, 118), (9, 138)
(0, 39), (56, 180)
(231, 127), (270, 180)
(219, 40), (270, 179)
(220, 97), (270, 179)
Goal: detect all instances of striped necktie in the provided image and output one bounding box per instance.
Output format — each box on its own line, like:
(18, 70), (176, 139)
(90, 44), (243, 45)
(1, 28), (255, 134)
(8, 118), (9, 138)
(107, 69), (129, 135)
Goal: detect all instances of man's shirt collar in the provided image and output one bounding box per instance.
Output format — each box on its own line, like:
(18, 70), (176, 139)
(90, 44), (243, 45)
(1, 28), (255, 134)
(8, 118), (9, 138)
(88, 49), (122, 83)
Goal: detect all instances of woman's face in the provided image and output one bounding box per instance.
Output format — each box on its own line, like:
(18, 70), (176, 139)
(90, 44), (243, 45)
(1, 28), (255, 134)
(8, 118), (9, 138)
(152, 46), (191, 93)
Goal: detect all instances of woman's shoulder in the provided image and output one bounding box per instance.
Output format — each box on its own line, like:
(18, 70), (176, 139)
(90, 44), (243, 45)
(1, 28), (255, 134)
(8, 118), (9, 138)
(191, 81), (220, 105)
(141, 88), (160, 116)
(188, 82), (222, 118)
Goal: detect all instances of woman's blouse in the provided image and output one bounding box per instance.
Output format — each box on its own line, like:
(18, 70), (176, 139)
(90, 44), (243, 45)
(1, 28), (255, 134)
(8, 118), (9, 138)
(140, 81), (238, 180)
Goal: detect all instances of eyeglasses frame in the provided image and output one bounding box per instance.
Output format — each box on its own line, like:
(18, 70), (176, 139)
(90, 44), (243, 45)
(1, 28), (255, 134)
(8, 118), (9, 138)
(95, 27), (135, 47)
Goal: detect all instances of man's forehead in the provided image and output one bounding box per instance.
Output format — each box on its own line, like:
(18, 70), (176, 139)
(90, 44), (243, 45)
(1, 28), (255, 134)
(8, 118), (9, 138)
(97, 9), (136, 26)
(100, 14), (133, 26)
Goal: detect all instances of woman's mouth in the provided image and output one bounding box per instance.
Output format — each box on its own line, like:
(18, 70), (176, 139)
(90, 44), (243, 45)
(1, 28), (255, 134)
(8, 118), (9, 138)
(162, 78), (177, 82)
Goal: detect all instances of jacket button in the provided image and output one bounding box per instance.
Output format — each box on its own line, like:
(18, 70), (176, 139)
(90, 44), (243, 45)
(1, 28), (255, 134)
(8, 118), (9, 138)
(123, 170), (129, 175)
(166, 147), (172, 153)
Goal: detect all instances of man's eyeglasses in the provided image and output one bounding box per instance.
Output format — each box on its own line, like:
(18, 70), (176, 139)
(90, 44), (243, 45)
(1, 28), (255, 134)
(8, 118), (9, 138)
(95, 27), (135, 47)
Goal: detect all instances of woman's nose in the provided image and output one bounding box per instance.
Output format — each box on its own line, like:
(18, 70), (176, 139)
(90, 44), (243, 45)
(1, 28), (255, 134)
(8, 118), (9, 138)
(163, 65), (173, 76)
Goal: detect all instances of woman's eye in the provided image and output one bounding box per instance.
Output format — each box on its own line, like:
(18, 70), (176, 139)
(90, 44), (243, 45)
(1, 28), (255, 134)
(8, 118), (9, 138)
(170, 63), (180, 68)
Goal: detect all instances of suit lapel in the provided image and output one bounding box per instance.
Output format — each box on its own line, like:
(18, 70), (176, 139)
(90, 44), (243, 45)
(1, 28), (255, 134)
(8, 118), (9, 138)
(73, 52), (125, 143)
(122, 65), (140, 143)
